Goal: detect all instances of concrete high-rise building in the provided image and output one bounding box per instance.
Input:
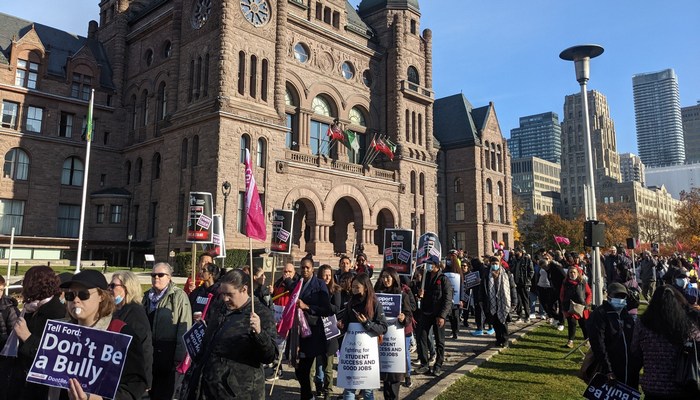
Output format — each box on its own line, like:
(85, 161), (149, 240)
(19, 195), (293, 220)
(0, 0), (441, 265)
(682, 103), (700, 164)
(619, 153), (646, 186)
(633, 69), (685, 167)
(560, 90), (621, 219)
(510, 156), (560, 225)
(508, 112), (562, 164)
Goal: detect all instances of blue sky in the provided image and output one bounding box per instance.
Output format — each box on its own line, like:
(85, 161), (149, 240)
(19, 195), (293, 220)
(3, 0), (698, 155)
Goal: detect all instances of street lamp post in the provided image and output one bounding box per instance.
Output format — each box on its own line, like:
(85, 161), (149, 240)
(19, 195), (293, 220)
(167, 225), (174, 264)
(127, 233), (133, 271)
(560, 44), (605, 306)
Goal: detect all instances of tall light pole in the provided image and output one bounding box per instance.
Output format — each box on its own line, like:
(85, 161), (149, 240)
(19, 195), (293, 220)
(167, 225), (173, 264)
(127, 233), (133, 271)
(560, 44), (605, 306)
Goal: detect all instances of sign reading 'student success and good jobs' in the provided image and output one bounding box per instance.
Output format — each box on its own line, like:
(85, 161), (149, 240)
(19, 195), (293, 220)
(26, 320), (132, 399)
(187, 192), (213, 243)
(337, 323), (381, 390)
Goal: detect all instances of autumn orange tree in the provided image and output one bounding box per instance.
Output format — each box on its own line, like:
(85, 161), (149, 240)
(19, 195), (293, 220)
(521, 213), (583, 252)
(597, 203), (636, 248)
(511, 197), (525, 244)
(675, 188), (700, 251)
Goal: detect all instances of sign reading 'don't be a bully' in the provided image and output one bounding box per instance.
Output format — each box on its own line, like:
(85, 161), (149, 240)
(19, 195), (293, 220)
(26, 320), (132, 399)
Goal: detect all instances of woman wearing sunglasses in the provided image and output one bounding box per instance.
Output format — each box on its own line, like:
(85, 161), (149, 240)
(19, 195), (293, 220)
(60, 269), (148, 400)
(111, 271), (153, 390)
(142, 262), (192, 400)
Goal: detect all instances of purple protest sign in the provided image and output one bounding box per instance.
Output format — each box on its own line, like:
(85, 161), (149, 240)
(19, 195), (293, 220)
(26, 320), (132, 399)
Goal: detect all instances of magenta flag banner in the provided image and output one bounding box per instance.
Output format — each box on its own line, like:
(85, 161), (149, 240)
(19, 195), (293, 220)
(277, 279), (303, 337)
(244, 148), (266, 241)
(554, 235), (571, 245)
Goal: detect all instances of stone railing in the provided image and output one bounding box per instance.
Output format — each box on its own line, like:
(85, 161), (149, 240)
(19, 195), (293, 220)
(284, 150), (396, 182)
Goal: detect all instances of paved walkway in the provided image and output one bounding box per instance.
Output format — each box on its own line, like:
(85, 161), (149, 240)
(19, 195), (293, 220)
(267, 320), (542, 400)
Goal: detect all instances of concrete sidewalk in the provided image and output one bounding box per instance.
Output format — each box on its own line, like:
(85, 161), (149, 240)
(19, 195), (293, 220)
(266, 319), (543, 400)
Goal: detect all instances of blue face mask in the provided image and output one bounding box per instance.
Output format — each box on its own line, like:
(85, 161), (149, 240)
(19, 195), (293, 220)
(114, 295), (124, 305)
(609, 297), (626, 311)
(675, 278), (688, 289)
(426, 263), (434, 273)
(490, 264), (500, 271)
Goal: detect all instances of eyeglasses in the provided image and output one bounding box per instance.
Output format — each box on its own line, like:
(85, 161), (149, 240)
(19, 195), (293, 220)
(65, 290), (92, 301)
(150, 272), (169, 278)
(108, 283), (124, 289)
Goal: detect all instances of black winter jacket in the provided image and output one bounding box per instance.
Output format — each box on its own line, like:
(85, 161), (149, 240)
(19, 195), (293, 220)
(586, 302), (639, 387)
(420, 270), (454, 320)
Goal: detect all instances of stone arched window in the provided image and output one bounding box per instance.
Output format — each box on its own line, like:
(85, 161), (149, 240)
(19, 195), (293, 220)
(310, 95), (336, 156)
(152, 152), (161, 180)
(484, 141), (490, 170)
(453, 178), (462, 193)
(486, 178), (492, 195)
(407, 66), (420, 85)
(285, 84), (300, 150)
(157, 82), (167, 120)
(240, 134), (251, 163)
(257, 138), (266, 168)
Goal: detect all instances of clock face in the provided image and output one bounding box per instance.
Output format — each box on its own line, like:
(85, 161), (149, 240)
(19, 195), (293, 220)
(240, 0), (271, 27)
(191, 0), (212, 29)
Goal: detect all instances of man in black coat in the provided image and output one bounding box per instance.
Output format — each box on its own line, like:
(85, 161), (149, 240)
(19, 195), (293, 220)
(510, 248), (535, 322)
(586, 283), (639, 387)
(414, 259), (453, 377)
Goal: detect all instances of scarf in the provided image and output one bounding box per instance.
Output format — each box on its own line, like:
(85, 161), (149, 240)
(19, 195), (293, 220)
(0, 296), (54, 357)
(488, 271), (511, 324)
(147, 286), (169, 312)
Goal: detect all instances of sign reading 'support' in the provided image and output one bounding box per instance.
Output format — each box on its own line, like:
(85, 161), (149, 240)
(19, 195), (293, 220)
(26, 320), (132, 399)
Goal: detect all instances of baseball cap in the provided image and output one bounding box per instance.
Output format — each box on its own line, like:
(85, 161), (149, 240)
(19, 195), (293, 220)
(59, 269), (108, 290)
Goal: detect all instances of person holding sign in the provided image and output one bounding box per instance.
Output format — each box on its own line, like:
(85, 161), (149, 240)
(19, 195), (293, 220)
(182, 269), (277, 399)
(60, 269), (148, 400)
(314, 264), (343, 398)
(338, 273), (388, 400)
(189, 262), (221, 321)
(375, 267), (414, 399)
(142, 263), (192, 400)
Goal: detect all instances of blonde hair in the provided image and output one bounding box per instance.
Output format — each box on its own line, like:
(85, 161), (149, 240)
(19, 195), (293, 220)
(111, 270), (143, 304)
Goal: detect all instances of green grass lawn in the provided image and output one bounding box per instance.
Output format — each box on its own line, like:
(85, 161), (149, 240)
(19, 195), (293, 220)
(437, 323), (589, 400)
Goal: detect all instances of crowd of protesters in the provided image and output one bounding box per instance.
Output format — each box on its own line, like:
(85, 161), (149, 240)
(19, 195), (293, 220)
(0, 244), (698, 399)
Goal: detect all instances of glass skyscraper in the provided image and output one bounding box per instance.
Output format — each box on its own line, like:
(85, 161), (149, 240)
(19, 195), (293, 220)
(508, 112), (561, 164)
(633, 69), (685, 167)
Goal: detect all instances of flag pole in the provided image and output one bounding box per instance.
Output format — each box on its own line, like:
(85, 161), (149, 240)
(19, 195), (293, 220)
(75, 89), (95, 273)
(249, 237), (255, 315)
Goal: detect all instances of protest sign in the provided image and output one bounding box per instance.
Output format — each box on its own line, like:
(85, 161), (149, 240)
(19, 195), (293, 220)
(444, 272), (461, 305)
(270, 209), (295, 254)
(583, 373), (641, 400)
(378, 323), (406, 373)
(273, 304), (284, 324)
(183, 321), (207, 358)
(382, 229), (414, 274)
(376, 294), (401, 318)
(322, 314), (341, 340)
(464, 271), (481, 289)
(211, 214), (226, 258)
(337, 323), (380, 390)
(416, 232), (441, 265)
(187, 192), (213, 243)
(26, 320), (132, 399)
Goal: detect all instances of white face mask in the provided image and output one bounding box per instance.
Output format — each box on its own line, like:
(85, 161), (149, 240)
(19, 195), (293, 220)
(675, 278), (689, 289)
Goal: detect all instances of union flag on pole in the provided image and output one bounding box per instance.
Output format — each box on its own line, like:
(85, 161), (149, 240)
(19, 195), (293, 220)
(326, 122), (344, 141)
(277, 279), (303, 337)
(244, 149), (266, 241)
(554, 235), (571, 245)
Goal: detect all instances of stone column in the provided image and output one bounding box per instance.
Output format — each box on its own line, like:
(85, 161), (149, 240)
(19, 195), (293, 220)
(274, 0), (288, 119)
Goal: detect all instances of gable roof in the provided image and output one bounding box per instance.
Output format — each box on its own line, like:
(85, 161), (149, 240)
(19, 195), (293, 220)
(346, 1), (373, 37)
(433, 93), (481, 149)
(0, 12), (114, 89)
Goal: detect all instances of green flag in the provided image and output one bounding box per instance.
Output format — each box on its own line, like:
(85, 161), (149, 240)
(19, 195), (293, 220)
(343, 129), (360, 152)
(81, 90), (94, 141)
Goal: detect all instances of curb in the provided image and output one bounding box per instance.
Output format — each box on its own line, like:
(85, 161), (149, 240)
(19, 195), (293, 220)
(413, 320), (544, 400)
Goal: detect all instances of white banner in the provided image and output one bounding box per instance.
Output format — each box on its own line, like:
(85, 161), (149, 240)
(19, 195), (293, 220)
(444, 272), (461, 305)
(337, 323), (381, 390)
(378, 321), (406, 373)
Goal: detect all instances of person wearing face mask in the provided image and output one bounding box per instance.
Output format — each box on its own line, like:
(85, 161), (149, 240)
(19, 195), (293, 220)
(586, 283), (639, 388)
(111, 271), (154, 389)
(480, 256), (517, 348)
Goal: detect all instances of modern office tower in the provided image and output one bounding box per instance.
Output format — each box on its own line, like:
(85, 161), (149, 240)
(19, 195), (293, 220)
(508, 112), (562, 164)
(510, 156), (561, 225)
(633, 69), (685, 167)
(560, 90), (621, 219)
(683, 103), (700, 164)
(619, 153), (646, 186)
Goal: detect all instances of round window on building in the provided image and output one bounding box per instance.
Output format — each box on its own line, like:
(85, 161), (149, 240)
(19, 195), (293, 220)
(294, 43), (309, 63)
(342, 62), (355, 80)
(362, 70), (372, 87)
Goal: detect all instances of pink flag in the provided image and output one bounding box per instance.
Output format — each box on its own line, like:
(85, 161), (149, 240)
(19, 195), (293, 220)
(554, 235), (570, 245)
(244, 148), (266, 241)
(277, 279), (303, 337)
(492, 240), (502, 251)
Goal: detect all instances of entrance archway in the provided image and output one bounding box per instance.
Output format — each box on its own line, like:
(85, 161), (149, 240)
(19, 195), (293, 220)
(292, 199), (317, 255)
(373, 208), (396, 253)
(330, 197), (363, 255)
